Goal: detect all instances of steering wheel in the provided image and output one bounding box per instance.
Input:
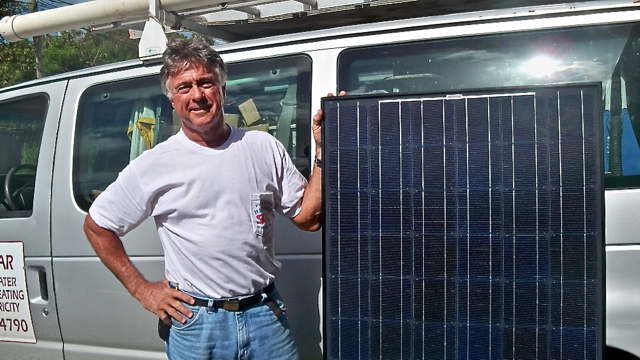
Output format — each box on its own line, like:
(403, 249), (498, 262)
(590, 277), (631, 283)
(4, 164), (36, 211)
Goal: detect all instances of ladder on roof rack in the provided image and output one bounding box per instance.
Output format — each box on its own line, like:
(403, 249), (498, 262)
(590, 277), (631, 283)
(0, 0), (321, 60)
(0, 0), (612, 61)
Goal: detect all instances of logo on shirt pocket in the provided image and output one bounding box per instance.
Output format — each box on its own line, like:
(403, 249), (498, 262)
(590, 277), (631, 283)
(251, 192), (274, 236)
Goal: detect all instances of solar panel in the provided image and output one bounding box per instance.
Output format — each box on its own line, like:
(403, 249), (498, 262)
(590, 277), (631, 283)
(322, 84), (604, 360)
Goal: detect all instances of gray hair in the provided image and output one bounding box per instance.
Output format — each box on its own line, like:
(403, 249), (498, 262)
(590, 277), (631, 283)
(159, 37), (228, 98)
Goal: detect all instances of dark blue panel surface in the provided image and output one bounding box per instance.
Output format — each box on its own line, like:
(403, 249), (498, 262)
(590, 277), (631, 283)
(323, 85), (604, 360)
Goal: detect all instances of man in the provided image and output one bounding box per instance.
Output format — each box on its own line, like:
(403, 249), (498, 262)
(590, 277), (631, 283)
(83, 37), (326, 359)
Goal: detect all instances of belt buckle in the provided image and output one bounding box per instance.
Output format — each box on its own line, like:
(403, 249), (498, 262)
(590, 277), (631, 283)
(223, 299), (240, 311)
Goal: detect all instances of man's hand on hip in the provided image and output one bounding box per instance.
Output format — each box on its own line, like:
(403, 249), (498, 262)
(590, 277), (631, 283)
(134, 279), (195, 325)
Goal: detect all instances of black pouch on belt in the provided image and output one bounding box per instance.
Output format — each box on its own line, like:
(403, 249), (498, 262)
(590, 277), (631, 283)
(158, 319), (171, 341)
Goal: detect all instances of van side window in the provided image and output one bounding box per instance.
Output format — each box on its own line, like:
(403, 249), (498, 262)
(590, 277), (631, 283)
(73, 77), (174, 211)
(73, 55), (312, 212)
(0, 94), (47, 217)
(338, 24), (640, 188)
(223, 55), (312, 178)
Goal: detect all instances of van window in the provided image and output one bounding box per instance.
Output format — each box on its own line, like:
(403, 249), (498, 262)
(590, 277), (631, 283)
(0, 94), (47, 217)
(223, 55), (312, 177)
(73, 76), (172, 211)
(73, 55), (312, 212)
(338, 24), (640, 188)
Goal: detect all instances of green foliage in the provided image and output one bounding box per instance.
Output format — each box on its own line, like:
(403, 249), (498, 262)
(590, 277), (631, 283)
(41, 31), (85, 75)
(21, 141), (39, 165)
(0, 29), (139, 88)
(43, 30), (139, 74)
(0, 1), (33, 87)
(0, 0), (27, 17)
(0, 41), (36, 87)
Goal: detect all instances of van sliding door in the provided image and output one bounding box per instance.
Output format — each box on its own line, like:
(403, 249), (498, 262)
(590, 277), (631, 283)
(51, 70), (169, 360)
(50, 54), (320, 359)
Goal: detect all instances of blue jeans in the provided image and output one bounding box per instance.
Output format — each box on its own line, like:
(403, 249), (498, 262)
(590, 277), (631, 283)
(165, 286), (299, 360)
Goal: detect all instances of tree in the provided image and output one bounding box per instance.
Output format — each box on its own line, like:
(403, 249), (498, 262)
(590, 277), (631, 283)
(30, 0), (44, 78)
(42, 30), (138, 75)
(77, 31), (139, 67)
(0, 0), (33, 87)
(0, 41), (36, 87)
(0, 0), (26, 18)
(0, 29), (139, 88)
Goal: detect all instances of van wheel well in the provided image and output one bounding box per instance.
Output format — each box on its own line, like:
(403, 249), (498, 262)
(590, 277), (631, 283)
(607, 346), (640, 360)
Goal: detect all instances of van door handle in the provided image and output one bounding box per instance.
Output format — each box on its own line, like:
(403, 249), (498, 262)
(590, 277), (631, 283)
(37, 267), (49, 301)
(26, 265), (49, 303)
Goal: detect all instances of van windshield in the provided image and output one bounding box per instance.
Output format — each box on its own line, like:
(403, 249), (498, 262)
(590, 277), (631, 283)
(339, 23), (640, 188)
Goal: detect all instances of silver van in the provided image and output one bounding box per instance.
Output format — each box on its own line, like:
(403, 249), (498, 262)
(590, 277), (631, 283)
(2, 0), (640, 358)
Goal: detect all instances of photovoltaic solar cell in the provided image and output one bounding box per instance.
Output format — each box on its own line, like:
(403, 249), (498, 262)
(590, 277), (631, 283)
(322, 85), (604, 360)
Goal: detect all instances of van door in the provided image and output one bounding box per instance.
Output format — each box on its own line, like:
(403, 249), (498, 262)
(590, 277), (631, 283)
(49, 55), (321, 358)
(0, 82), (66, 359)
(51, 69), (169, 359)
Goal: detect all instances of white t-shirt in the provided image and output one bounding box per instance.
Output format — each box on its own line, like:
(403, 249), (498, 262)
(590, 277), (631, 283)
(89, 127), (307, 298)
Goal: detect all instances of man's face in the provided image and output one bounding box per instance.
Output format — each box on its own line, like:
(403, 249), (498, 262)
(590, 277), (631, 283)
(168, 64), (226, 130)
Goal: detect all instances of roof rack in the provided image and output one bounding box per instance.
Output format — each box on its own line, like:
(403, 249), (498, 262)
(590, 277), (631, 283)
(0, 0), (609, 61)
(0, 0), (305, 60)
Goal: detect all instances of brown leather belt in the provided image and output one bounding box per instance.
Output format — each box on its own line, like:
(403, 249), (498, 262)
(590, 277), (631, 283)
(184, 282), (275, 312)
